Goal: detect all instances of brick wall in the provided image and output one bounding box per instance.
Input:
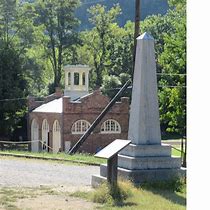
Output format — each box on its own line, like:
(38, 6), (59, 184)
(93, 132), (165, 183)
(29, 89), (129, 154)
(63, 91), (129, 153)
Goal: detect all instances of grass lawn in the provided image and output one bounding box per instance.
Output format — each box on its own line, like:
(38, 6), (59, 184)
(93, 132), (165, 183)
(0, 182), (186, 210)
(96, 189), (186, 210)
(172, 147), (182, 157)
(0, 150), (106, 165)
(0, 145), (182, 165)
(71, 180), (186, 210)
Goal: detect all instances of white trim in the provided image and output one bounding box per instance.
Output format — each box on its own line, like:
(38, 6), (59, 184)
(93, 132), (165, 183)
(101, 119), (121, 134)
(52, 120), (61, 153)
(72, 120), (91, 134)
(41, 119), (49, 151)
(31, 119), (39, 152)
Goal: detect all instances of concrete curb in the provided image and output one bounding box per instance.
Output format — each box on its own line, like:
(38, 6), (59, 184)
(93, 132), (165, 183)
(0, 152), (100, 166)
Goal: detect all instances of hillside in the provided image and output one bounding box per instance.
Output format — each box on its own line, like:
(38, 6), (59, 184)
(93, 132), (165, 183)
(76, 0), (169, 30)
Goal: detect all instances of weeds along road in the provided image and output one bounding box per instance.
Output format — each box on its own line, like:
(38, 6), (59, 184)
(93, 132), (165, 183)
(0, 156), (99, 190)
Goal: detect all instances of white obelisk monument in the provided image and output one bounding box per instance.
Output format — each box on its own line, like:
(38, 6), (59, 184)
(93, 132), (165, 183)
(91, 32), (184, 186)
(117, 32), (184, 183)
(128, 32), (161, 145)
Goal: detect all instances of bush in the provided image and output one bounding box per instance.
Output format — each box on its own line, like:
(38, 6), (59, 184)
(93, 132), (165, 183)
(141, 178), (185, 192)
(92, 180), (134, 206)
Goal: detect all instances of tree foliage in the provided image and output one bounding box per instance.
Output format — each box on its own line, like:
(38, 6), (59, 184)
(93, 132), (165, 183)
(0, 0), (30, 138)
(78, 4), (133, 88)
(141, 0), (186, 136)
(0, 44), (27, 137)
(158, 4), (186, 135)
(84, 4), (122, 87)
(34, 0), (80, 91)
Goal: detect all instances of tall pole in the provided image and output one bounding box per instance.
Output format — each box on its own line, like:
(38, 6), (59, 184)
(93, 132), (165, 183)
(132, 0), (141, 77)
(134, 0), (141, 47)
(133, 0), (141, 79)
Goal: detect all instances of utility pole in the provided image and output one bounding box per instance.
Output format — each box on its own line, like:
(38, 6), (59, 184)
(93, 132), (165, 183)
(132, 0), (141, 79)
(134, 0), (141, 47)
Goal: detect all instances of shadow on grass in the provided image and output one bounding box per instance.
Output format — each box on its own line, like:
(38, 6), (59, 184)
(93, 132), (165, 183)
(137, 178), (186, 206)
(113, 201), (137, 207)
(148, 188), (186, 206)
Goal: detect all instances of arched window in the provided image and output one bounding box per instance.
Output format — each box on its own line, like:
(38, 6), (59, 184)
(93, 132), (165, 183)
(42, 119), (49, 151)
(101, 119), (121, 134)
(74, 72), (79, 85)
(42, 119), (49, 131)
(53, 120), (60, 132)
(52, 120), (61, 153)
(68, 72), (71, 86)
(31, 119), (39, 152)
(72, 120), (91, 134)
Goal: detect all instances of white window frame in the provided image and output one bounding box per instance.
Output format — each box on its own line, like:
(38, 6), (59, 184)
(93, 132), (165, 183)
(101, 119), (121, 134)
(42, 119), (49, 131)
(72, 120), (91, 134)
(53, 120), (60, 132)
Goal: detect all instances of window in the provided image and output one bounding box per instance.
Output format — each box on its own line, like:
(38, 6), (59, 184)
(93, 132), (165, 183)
(82, 72), (86, 85)
(101, 119), (121, 134)
(42, 119), (49, 131)
(68, 72), (71, 86)
(72, 120), (91, 134)
(74, 72), (79, 85)
(53, 120), (60, 132)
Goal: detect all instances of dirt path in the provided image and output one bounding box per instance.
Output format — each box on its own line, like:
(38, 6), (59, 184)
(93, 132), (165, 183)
(0, 156), (99, 188)
(0, 156), (100, 210)
(15, 195), (96, 210)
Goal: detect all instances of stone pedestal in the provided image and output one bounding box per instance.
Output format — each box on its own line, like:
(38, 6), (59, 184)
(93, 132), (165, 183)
(116, 144), (184, 183)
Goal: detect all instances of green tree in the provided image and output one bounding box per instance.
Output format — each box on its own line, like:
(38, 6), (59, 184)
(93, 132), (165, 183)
(0, 0), (47, 96)
(78, 4), (134, 89)
(0, 44), (27, 137)
(141, 0), (186, 136)
(83, 4), (121, 87)
(158, 4), (186, 136)
(0, 0), (31, 138)
(34, 0), (80, 91)
(106, 21), (134, 77)
(0, 0), (16, 45)
(101, 73), (131, 99)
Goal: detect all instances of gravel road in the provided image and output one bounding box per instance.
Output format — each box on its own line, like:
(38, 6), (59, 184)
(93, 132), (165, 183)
(0, 157), (99, 189)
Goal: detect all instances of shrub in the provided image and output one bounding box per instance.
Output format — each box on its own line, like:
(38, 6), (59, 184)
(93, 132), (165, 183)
(92, 180), (134, 205)
(141, 178), (185, 192)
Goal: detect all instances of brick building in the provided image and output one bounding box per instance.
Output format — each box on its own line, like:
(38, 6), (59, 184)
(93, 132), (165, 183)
(28, 65), (129, 153)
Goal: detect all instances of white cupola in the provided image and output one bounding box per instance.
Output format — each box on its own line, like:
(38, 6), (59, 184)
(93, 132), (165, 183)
(64, 65), (90, 100)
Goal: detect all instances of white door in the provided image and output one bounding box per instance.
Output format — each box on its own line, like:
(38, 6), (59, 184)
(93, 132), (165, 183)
(65, 141), (71, 153)
(52, 120), (61, 153)
(42, 119), (49, 151)
(31, 119), (39, 152)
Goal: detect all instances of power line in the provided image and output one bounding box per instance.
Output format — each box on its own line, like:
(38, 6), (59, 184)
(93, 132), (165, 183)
(0, 97), (28, 102)
(103, 85), (186, 92)
(0, 83), (186, 102)
(157, 73), (186, 76)
(81, 0), (106, 5)
(158, 86), (186, 88)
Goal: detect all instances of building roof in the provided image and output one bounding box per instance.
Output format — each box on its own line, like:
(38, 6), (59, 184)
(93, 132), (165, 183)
(32, 98), (63, 113)
(32, 90), (111, 114)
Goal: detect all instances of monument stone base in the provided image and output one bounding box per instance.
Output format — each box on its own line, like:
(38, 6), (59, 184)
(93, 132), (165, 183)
(91, 143), (186, 187)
